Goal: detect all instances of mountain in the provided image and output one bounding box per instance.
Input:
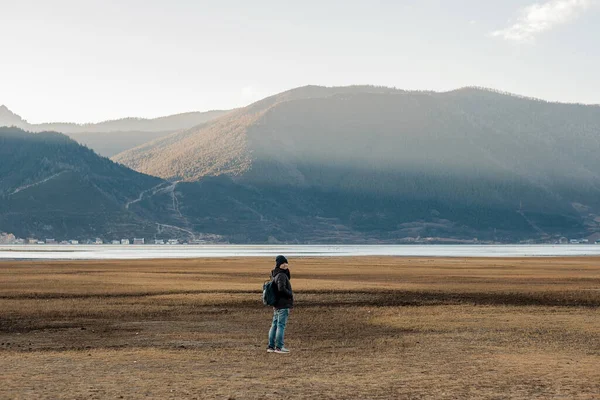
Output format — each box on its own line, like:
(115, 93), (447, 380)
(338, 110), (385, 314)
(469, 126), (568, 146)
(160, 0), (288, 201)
(0, 107), (230, 157)
(5, 86), (600, 243)
(113, 86), (600, 186)
(113, 85), (600, 242)
(112, 86), (399, 179)
(0, 127), (184, 240)
(0, 105), (26, 128)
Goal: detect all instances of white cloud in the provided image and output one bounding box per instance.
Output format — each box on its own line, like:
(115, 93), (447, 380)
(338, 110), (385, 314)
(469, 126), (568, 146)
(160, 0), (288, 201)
(492, 0), (598, 42)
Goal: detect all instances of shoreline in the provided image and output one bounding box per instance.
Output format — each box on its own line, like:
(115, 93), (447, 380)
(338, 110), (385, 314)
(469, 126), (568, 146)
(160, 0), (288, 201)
(4, 244), (600, 261)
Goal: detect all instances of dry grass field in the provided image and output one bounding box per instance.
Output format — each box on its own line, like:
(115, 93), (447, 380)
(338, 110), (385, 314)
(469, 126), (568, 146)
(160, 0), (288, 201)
(0, 257), (599, 399)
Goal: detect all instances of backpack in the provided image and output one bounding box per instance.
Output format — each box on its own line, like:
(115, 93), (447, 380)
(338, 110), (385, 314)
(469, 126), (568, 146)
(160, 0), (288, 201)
(262, 277), (277, 306)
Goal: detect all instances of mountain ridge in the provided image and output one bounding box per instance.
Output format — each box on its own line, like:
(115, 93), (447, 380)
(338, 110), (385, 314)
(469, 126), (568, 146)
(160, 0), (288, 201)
(4, 86), (600, 243)
(0, 106), (232, 131)
(111, 85), (600, 242)
(113, 85), (600, 184)
(0, 106), (231, 157)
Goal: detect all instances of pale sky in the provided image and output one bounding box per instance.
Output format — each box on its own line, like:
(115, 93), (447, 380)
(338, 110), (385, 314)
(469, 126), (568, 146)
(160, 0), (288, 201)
(1, 0), (599, 123)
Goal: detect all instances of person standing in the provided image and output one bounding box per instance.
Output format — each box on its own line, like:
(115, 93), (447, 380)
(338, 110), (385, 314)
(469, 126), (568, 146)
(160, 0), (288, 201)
(267, 255), (293, 354)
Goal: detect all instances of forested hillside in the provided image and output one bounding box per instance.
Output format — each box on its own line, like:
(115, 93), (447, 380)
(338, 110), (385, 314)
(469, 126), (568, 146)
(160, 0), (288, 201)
(113, 86), (600, 242)
(0, 127), (165, 239)
(5, 85), (600, 243)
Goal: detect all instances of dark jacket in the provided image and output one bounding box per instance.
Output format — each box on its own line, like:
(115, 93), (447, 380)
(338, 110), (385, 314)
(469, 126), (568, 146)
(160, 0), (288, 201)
(271, 267), (293, 309)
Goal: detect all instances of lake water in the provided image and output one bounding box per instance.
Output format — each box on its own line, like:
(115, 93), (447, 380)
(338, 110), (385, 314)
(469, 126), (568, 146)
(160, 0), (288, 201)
(2, 244), (600, 260)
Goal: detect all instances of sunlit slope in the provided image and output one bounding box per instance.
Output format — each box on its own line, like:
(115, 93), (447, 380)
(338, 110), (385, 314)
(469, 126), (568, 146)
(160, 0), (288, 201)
(113, 86), (600, 241)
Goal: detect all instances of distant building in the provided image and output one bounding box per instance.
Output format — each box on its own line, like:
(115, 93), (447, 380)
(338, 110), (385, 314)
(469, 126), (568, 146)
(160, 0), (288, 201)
(121, 239), (130, 245)
(167, 239), (179, 245)
(111, 240), (120, 245)
(95, 238), (103, 245)
(60, 240), (69, 245)
(154, 239), (164, 245)
(580, 239), (589, 243)
(189, 239), (206, 245)
(570, 239), (579, 244)
(45, 239), (56, 244)
(15, 238), (25, 244)
(29, 239), (38, 244)
(0, 232), (17, 244)
(37, 241), (45, 244)
(70, 240), (79, 245)
(133, 238), (145, 245)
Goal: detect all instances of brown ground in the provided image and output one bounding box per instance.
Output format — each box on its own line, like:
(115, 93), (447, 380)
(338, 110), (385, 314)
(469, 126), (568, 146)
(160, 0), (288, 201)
(0, 257), (599, 399)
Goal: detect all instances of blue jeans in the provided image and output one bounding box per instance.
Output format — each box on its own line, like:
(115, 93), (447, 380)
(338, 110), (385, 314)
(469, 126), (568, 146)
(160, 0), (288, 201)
(268, 308), (290, 349)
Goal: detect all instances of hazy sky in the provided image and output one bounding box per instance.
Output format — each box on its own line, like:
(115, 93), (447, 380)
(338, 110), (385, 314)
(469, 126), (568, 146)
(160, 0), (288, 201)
(1, 0), (599, 123)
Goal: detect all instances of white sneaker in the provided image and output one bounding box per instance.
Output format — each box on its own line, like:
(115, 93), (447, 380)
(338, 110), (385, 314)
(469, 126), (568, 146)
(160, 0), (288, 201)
(274, 347), (290, 354)
(267, 347), (275, 353)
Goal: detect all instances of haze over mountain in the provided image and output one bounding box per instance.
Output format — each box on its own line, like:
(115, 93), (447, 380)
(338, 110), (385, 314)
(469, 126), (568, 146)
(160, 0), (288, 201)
(113, 85), (600, 242)
(0, 105), (26, 127)
(114, 85), (600, 187)
(4, 85), (600, 243)
(0, 106), (230, 157)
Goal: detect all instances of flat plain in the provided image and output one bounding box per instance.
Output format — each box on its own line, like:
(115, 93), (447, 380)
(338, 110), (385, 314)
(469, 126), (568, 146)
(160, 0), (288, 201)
(0, 257), (599, 399)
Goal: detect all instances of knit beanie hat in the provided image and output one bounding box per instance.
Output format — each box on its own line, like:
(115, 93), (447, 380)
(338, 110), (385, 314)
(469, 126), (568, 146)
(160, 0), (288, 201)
(276, 255), (288, 268)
